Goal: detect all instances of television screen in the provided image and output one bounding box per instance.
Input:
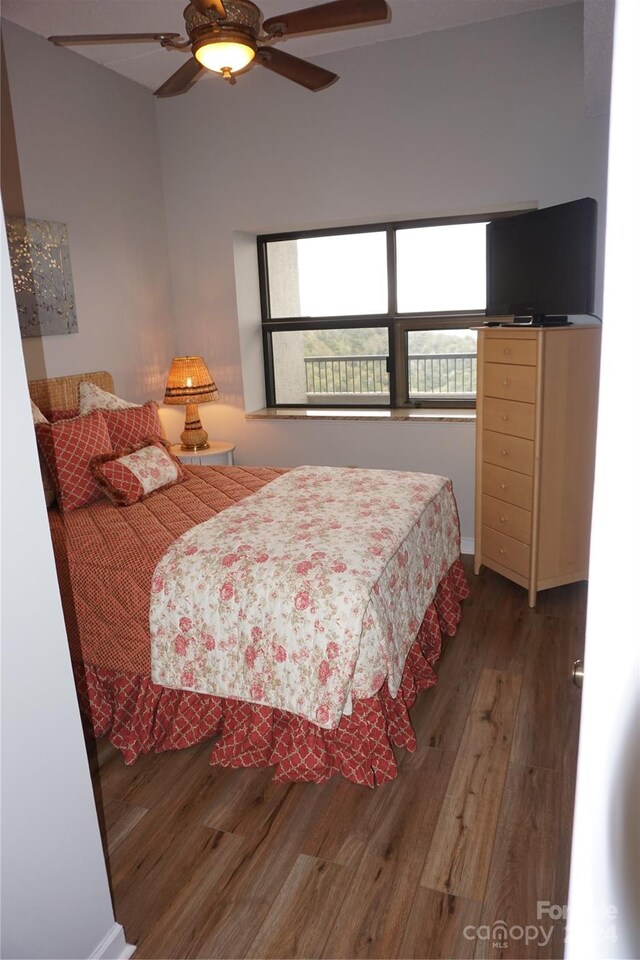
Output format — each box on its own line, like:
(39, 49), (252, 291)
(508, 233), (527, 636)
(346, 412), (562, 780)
(486, 198), (597, 318)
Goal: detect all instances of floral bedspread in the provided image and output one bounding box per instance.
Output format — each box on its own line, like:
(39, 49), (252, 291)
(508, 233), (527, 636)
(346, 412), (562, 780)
(150, 466), (461, 729)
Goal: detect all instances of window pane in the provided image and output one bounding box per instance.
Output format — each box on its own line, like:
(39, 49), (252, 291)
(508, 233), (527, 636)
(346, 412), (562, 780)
(407, 329), (477, 402)
(272, 327), (390, 406)
(266, 233), (388, 318)
(397, 223), (487, 312)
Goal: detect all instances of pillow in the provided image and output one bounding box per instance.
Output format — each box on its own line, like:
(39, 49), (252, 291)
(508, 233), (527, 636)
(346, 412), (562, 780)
(91, 440), (185, 506)
(78, 381), (139, 414)
(30, 396), (78, 422)
(30, 400), (56, 507)
(49, 407), (79, 422)
(38, 452), (57, 508)
(100, 401), (164, 449)
(31, 399), (48, 425)
(35, 410), (113, 512)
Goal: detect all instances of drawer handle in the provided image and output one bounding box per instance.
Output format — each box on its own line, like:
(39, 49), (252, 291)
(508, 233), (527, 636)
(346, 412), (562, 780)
(503, 348), (511, 356)
(501, 449), (509, 457)
(500, 516), (507, 523)
(502, 379), (509, 386)
(500, 482), (508, 490)
(499, 548), (507, 555)
(501, 414), (509, 422)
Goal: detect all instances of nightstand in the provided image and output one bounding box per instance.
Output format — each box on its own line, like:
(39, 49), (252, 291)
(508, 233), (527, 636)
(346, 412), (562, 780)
(169, 441), (235, 466)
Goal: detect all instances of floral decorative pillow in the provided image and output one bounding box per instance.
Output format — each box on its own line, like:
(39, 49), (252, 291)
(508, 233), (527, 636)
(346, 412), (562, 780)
(78, 381), (139, 414)
(35, 410), (113, 512)
(91, 440), (185, 506)
(100, 401), (164, 448)
(31, 399), (48, 425)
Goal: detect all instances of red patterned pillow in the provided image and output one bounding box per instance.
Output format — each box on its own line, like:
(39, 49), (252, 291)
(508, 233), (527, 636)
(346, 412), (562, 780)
(35, 411), (113, 512)
(91, 440), (185, 506)
(30, 400), (56, 507)
(49, 407), (80, 422)
(100, 401), (164, 449)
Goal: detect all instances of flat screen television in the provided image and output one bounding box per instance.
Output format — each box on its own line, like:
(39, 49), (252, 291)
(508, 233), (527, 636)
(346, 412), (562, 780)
(486, 198), (597, 321)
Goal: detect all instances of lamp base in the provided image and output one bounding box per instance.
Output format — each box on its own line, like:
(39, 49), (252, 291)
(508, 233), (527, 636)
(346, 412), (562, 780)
(180, 403), (209, 451)
(179, 441), (211, 452)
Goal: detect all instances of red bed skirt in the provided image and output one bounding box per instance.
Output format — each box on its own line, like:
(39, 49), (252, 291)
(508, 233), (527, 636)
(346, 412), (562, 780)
(74, 558), (469, 787)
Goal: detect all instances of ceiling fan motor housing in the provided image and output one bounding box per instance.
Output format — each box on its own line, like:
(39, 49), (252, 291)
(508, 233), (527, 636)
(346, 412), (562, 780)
(185, 1), (261, 40)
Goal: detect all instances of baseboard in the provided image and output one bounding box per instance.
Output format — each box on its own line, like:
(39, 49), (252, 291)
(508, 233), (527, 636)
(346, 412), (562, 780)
(460, 537), (475, 556)
(90, 923), (136, 960)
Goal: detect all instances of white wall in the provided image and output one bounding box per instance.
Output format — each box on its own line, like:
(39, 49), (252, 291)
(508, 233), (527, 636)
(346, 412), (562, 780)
(567, 0), (640, 954)
(1, 20), (178, 403)
(154, 2), (610, 541)
(0, 209), (131, 958)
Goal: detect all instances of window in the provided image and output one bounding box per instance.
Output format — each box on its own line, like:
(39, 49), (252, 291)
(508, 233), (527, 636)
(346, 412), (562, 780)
(396, 223), (486, 313)
(259, 213), (508, 409)
(271, 327), (389, 405)
(266, 232), (388, 318)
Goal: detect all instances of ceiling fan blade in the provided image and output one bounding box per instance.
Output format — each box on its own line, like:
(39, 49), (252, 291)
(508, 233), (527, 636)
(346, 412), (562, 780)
(49, 32), (181, 46)
(256, 47), (337, 91)
(154, 58), (206, 98)
(190, 0), (227, 18)
(262, 0), (389, 38)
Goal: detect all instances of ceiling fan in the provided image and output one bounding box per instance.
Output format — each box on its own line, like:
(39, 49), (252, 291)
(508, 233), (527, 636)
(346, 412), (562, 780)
(48, 0), (390, 95)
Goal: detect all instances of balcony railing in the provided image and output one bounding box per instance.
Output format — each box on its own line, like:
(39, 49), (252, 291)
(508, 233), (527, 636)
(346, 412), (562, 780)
(305, 355), (388, 395)
(304, 353), (476, 397)
(409, 353), (476, 396)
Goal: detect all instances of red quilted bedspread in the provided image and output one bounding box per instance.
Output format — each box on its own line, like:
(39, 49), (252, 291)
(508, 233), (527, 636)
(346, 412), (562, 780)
(51, 465), (469, 786)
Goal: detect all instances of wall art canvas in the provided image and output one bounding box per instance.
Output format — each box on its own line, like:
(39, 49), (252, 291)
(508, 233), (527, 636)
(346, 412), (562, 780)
(6, 217), (78, 338)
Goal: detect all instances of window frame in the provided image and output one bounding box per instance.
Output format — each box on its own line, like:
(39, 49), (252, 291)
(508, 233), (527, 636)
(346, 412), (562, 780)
(258, 211), (519, 410)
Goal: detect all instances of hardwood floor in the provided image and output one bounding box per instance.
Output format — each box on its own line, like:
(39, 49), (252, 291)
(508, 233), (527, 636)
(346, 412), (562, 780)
(89, 556), (586, 959)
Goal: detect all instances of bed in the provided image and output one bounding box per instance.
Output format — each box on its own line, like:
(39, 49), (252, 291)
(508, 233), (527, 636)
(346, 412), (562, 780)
(30, 371), (469, 787)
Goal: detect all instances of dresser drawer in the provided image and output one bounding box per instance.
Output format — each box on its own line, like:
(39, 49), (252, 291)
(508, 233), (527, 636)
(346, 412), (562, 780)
(483, 396), (535, 440)
(482, 463), (533, 510)
(484, 337), (537, 366)
(482, 494), (532, 544)
(482, 526), (531, 578)
(483, 429), (534, 476)
(483, 362), (537, 403)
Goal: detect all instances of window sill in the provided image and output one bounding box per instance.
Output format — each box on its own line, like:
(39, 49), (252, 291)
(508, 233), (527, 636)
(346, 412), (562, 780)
(245, 407), (476, 423)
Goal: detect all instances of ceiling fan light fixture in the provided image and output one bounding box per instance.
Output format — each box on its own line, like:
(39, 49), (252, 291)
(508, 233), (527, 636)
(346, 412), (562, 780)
(48, 0), (390, 96)
(194, 35), (256, 74)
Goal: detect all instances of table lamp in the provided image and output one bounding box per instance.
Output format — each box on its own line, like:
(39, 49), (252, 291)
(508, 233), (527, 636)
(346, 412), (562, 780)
(164, 356), (220, 451)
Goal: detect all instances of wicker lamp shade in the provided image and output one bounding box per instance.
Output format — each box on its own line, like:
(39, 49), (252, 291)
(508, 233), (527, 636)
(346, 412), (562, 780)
(164, 356), (220, 451)
(164, 356), (219, 406)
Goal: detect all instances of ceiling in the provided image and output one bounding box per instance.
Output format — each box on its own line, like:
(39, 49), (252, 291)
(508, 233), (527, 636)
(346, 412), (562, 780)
(1, 0), (577, 92)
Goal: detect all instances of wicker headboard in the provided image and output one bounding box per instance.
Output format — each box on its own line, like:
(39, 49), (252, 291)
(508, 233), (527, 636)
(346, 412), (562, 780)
(28, 371), (114, 413)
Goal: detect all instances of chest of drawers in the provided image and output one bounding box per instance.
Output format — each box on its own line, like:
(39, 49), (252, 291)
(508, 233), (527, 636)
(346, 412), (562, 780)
(474, 326), (601, 606)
